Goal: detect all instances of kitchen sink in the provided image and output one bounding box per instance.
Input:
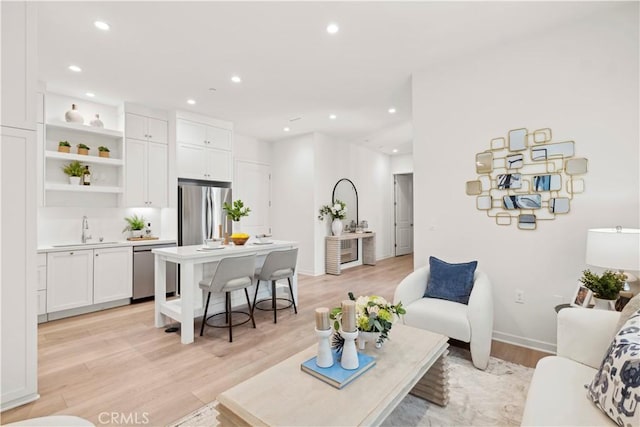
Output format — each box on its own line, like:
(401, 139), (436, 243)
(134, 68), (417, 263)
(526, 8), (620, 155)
(52, 241), (118, 247)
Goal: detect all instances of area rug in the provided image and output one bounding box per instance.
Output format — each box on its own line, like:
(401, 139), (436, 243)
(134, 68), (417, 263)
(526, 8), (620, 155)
(170, 347), (534, 427)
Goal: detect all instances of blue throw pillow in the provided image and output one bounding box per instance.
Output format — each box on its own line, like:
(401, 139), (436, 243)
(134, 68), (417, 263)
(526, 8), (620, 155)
(424, 256), (478, 304)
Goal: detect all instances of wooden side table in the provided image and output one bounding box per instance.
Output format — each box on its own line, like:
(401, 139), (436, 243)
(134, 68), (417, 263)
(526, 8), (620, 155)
(325, 232), (376, 275)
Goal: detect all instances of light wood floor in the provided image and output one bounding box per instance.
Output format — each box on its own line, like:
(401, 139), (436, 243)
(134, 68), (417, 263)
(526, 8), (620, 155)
(1, 255), (551, 426)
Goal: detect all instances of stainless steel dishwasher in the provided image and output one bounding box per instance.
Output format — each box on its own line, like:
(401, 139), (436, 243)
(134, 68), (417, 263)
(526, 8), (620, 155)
(132, 243), (177, 301)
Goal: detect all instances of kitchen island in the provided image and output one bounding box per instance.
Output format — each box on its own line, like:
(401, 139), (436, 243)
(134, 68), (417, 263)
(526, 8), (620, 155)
(153, 240), (298, 344)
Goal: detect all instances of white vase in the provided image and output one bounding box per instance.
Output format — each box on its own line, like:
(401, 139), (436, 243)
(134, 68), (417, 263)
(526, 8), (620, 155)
(358, 331), (382, 350)
(89, 114), (104, 128)
(69, 176), (81, 185)
(331, 219), (343, 236)
(593, 297), (614, 310)
(65, 104), (84, 124)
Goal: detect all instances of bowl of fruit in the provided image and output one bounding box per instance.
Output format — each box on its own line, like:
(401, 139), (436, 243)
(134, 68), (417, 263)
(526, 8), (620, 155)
(230, 233), (250, 246)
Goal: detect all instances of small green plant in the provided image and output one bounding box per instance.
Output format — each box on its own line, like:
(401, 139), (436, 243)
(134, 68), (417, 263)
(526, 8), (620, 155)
(98, 146), (110, 152)
(579, 269), (626, 300)
(58, 140), (71, 147)
(223, 200), (251, 221)
(318, 200), (347, 220)
(62, 160), (84, 177)
(123, 214), (146, 232)
(77, 143), (90, 150)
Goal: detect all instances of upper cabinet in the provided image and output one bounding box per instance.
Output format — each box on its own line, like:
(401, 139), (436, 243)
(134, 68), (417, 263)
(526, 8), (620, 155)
(123, 109), (168, 208)
(1, 1), (36, 130)
(176, 116), (233, 182)
(125, 113), (167, 144)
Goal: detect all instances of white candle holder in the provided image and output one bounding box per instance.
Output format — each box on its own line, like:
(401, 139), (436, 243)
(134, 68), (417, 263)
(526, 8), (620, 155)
(315, 327), (334, 368)
(340, 329), (359, 370)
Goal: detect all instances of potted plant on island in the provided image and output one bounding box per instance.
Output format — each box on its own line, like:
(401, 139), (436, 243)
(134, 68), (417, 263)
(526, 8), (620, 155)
(58, 140), (71, 153)
(122, 214), (146, 239)
(98, 146), (110, 158)
(223, 199), (251, 245)
(318, 200), (347, 236)
(579, 269), (626, 310)
(77, 143), (90, 155)
(62, 160), (84, 185)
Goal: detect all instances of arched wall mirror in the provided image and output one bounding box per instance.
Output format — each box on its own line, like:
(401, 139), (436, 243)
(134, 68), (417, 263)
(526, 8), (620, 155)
(332, 178), (358, 264)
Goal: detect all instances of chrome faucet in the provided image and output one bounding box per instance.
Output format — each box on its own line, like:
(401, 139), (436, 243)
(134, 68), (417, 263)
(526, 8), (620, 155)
(81, 216), (92, 243)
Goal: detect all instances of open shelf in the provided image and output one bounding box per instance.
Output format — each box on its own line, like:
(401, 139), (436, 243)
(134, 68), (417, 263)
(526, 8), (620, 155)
(46, 121), (123, 138)
(45, 150), (124, 166)
(45, 183), (123, 194)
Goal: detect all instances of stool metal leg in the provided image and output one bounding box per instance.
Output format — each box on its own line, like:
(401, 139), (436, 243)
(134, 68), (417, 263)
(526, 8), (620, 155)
(287, 277), (297, 314)
(245, 288), (256, 328)
(252, 280), (261, 312)
(227, 291), (233, 342)
(200, 292), (212, 336)
(272, 280), (277, 324)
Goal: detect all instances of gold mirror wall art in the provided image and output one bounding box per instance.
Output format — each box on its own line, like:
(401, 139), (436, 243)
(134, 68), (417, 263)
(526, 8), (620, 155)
(466, 127), (588, 230)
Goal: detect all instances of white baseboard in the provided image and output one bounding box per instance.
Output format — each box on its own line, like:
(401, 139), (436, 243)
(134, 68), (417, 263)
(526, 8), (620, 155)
(1, 392), (40, 412)
(492, 330), (557, 354)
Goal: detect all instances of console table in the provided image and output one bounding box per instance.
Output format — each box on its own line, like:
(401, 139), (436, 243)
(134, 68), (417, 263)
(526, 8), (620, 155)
(325, 232), (376, 275)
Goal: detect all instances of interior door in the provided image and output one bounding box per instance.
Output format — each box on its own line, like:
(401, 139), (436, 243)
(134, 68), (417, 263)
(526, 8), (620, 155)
(234, 160), (271, 236)
(394, 173), (413, 256)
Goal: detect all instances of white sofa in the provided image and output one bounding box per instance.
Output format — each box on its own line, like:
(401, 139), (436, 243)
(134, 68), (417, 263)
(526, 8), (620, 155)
(393, 266), (493, 370)
(521, 307), (619, 426)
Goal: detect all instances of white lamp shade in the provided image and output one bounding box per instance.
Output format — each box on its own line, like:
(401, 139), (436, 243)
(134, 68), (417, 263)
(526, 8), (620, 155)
(585, 228), (640, 271)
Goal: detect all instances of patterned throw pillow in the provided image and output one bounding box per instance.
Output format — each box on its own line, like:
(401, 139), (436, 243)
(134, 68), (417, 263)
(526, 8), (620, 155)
(586, 308), (640, 427)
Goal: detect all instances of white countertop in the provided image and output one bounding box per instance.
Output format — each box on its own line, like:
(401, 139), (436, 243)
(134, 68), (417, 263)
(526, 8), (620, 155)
(152, 240), (297, 261)
(37, 238), (177, 253)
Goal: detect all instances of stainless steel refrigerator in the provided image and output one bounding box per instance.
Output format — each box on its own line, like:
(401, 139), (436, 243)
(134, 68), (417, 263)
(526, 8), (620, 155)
(178, 179), (232, 246)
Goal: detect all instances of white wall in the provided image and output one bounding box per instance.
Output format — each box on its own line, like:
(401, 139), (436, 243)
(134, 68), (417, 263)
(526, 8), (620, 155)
(412, 4), (639, 351)
(272, 132), (394, 276)
(234, 133), (272, 164)
(391, 154), (413, 174)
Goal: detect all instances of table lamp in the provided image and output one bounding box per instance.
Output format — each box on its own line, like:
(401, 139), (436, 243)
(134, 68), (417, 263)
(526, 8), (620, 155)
(585, 227), (640, 291)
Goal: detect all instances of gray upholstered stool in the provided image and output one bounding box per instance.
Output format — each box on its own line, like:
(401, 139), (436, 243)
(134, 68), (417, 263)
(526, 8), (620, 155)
(199, 254), (256, 342)
(252, 248), (298, 323)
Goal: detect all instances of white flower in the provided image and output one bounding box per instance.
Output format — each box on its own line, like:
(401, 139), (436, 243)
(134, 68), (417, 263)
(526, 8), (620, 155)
(333, 203), (341, 211)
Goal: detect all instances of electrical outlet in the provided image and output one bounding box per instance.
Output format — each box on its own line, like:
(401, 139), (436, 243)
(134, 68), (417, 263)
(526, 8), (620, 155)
(515, 290), (525, 304)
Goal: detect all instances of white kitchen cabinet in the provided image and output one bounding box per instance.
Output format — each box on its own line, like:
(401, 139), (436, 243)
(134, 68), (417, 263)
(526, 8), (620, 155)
(1, 1), (36, 130)
(93, 247), (132, 304)
(176, 117), (232, 182)
(124, 138), (168, 207)
(177, 142), (232, 181)
(177, 119), (231, 151)
(125, 113), (167, 144)
(46, 250), (94, 313)
(37, 254), (47, 318)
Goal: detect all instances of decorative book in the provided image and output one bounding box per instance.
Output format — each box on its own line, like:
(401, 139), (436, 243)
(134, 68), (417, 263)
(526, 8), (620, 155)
(300, 350), (376, 389)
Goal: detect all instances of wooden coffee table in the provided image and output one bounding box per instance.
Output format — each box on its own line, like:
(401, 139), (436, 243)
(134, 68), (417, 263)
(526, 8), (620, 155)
(216, 324), (449, 426)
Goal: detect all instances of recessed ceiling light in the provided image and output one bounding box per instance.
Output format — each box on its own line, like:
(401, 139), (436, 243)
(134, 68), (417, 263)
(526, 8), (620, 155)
(231, 75), (242, 83)
(326, 23), (339, 34)
(329, 114), (337, 120)
(85, 92), (95, 98)
(392, 149), (398, 153)
(283, 127), (290, 132)
(187, 99), (196, 105)
(68, 65), (82, 72)
(94, 21), (110, 31)
(388, 107), (397, 114)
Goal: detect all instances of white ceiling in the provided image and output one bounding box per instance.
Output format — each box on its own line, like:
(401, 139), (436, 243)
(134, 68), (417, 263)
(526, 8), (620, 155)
(36, 1), (617, 155)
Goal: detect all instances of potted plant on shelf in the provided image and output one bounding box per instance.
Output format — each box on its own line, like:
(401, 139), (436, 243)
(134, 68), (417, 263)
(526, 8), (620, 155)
(76, 143), (90, 155)
(122, 214), (146, 239)
(223, 199), (251, 245)
(98, 146), (110, 158)
(579, 269), (626, 310)
(318, 200), (347, 236)
(62, 160), (84, 185)
(58, 140), (71, 153)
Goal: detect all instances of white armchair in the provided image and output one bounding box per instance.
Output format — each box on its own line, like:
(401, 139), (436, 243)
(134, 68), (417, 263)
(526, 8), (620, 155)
(393, 266), (493, 370)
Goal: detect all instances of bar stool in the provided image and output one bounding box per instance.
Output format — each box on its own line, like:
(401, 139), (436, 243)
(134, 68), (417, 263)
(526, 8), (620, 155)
(252, 248), (298, 323)
(199, 254), (256, 342)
